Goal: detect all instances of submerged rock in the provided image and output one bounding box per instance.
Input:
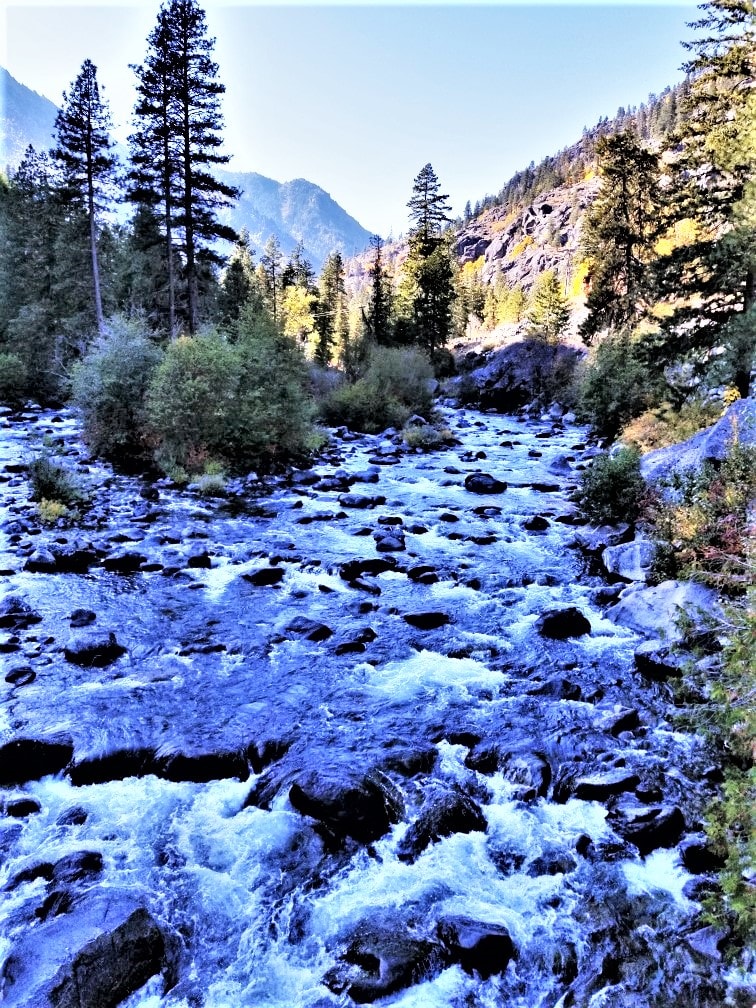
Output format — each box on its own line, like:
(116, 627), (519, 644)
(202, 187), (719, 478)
(289, 768), (402, 844)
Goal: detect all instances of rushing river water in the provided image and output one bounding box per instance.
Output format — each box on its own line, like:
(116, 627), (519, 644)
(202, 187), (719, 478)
(0, 403), (742, 1007)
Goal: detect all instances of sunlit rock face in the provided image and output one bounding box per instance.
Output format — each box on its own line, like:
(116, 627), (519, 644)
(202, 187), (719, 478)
(0, 403), (740, 1007)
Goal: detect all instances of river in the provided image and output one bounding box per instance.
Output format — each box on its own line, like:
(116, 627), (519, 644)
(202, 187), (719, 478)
(0, 403), (736, 1007)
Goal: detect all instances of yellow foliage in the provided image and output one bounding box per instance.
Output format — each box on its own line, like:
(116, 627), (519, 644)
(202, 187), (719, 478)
(569, 261), (591, 300)
(654, 218), (705, 257)
(36, 498), (71, 525)
(461, 256), (485, 278)
(507, 235), (534, 260)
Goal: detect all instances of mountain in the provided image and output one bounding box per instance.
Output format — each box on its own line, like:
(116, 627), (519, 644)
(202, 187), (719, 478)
(218, 170), (372, 271)
(0, 68), (372, 272)
(0, 68), (58, 172)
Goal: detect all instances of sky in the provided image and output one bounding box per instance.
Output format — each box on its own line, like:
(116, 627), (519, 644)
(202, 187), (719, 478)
(1, 1), (700, 238)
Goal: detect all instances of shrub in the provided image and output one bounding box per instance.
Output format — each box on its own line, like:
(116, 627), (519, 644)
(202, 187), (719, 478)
(321, 345), (435, 434)
(575, 445), (646, 525)
(0, 352), (28, 404)
(71, 316), (164, 462)
(146, 314), (315, 474)
(27, 452), (88, 509)
(402, 422), (453, 450)
(577, 333), (663, 440)
(621, 397), (724, 453)
(36, 498), (73, 525)
(649, 438), (756, 594)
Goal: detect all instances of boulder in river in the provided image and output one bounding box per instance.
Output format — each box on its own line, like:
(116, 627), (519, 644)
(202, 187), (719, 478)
(437, 915), (516, 978)
(63, 629), (126, 667)
(397, 784), (487, 863)
(289, 768), (403, 844)
(0, 890), (178, 1008)
(0, 737), (74, 787)
(535, 607), (591, 639)
(464, 472), (507, 495)
(325, 918), (445, 1003)
(607, 580), (722, 643)
(0, 594), (42, 630)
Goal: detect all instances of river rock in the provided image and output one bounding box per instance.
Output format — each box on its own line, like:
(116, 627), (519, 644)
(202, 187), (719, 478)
(0, 737), (74, 787)
(464, 472), (507, 494)
(243, 566), (285, 587)
(24, 548), (58, 573)
(0, 890), (176, 1008)
(612, 803), (685, 855)
(437, 915), (515, 978)
(157, 750), (250, 783)
(284, 617), (333, 642)
(535, 607), (591, 639)
(402, 611), (451, 630)
(640, 397), (756, 485)
(64, 629), (126, 667)
(338, 493), (386, 509)
(679, 834), (725, 874)
(289, 769), (402, 844)
(102, 551), (147, 573)
(572, 770), (640, 803)
(573, 524), (633, 553)
(602, 540), (657, 582)
(69, 609), (96, 628)
(634, 641), (687, 680)
(68, 747), (159, 786)
(325, 919), (444, 1004)
(0, 595), (42, 630)
(607, 580), (722, 642)
(397, 784), (486, 862)
(339, 558), (397, 582)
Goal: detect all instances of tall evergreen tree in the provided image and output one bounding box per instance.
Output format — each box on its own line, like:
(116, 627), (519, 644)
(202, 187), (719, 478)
(129, 0), (238, 336)
(218, 229), (263, 329)
(400, 163), (456, 358)
(526, 270), (570, 343)
(579, 131), (663, 343)
(364, 234), (393, 346)
(314, 250), (348, 367)
(52, 59), (117, 335)
(258, 235), (283, 323)
(652, 0), (755, 391)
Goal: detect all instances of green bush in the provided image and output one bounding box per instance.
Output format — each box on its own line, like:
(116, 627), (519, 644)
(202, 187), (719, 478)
(146, 313), (315, 474)
(575, 445), (646, 524)
(0, 351), (28, 404)
(71, 316), (164, 462)
(577, 333), (663, 439)
(27, 451), (88, 509)
(321, 345), (434, 434)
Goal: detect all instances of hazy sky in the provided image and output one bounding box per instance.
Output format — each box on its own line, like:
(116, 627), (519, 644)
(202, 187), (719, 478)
(2, 1), (699, 237)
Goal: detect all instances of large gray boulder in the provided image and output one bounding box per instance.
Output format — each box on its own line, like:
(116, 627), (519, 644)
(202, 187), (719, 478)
(607, 579), (722, 642)
(451, 340), (584, 413)
(0, 891), (177, 1008)
(641, 397), (755, 485)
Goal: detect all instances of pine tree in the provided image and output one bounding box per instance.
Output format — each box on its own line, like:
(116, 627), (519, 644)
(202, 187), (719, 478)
(52, 59), (117, 335)
(258, 235), (283, 323)
(579, 131), (663, 343)
(526, 270), (570, 343)
(129, 0), (238, 336)
(364, 234), (393, 346)
(314, 251), (348, 367)
(218, 229), (263, 328)
(654, 0), (755, 389)
(400, 163), (456, 359)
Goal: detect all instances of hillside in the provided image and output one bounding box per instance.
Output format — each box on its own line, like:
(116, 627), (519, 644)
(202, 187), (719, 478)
(0, 68), (58, 172)
(218, 169), (372, 270)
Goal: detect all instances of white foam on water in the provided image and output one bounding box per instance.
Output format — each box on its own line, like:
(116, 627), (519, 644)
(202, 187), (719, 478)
(622, 848), (693, 906)
(365, 649), (506, 703)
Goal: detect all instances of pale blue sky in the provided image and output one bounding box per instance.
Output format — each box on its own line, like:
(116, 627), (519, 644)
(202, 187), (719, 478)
(2, 2), (699, 237)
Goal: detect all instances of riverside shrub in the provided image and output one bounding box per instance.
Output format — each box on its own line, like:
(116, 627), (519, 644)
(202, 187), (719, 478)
(146, 315), (315, 473)
(575, 445), (646, 525)
(71, 316), (164, 461)
(577, 333), (662, 439)
(322, 345), (434, 434)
